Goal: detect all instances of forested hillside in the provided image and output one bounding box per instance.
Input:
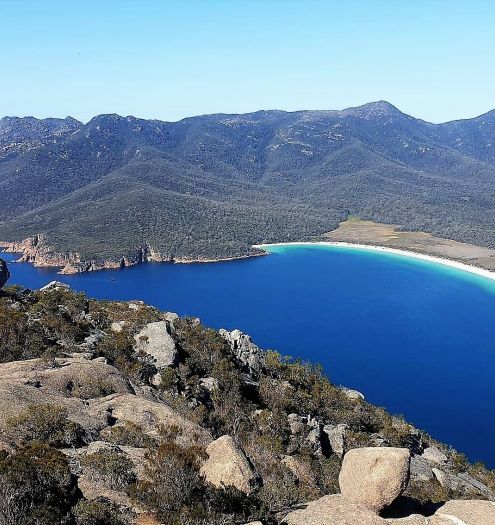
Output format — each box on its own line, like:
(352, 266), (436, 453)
(1, 101), (495, 268)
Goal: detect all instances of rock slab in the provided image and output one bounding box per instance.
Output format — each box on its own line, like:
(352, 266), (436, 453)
(134, 321), (178, 368)
(338, 447), (410, 513)
(432, 499), (495, 525)
(283, 494), (388, 525)
(200, 435), (257, 494)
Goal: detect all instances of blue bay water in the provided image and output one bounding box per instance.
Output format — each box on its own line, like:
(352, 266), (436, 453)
(2, 245), (495, 467)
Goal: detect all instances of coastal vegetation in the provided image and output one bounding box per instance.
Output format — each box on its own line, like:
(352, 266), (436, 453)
(0, 276), (494, 524)
(2, 102), (495, 271)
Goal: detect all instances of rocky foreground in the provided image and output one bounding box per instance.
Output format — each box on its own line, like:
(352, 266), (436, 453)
(0, 260), (494, 524)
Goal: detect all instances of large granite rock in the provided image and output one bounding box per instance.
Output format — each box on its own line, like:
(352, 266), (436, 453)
(39, 280), (71, 292)
(200, 435), (257, 494)
(323, 423), (347, 457)
(0, 258), (10, 290)
(282, 455), (316, 485)
(339, 447), (410, 513)
(134, 321), (178, 368)
(283, 494), (388, 525)
(432, 499), (495, 525)
(0, 357), (132, 445)
(92, 393), (211, 446)
(340, 387), (365, 401)
(219, 329), (265, 377)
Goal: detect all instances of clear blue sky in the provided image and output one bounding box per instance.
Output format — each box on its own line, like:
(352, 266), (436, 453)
(1, 0), (494, 123)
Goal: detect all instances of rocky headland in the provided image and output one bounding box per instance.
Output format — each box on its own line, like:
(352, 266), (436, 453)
(0, 235), (264, 275)
(0, 259), (494, 524)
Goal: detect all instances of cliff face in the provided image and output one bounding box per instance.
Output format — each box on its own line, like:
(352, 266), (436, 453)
(0, 273), (494, 524)
(0, 235), (262, 274)
(0, 235), (175, 274)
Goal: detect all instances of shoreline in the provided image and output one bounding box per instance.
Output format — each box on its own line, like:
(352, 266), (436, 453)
(4, 236), (495, 282)
(0, 244), (267, 275)
(253, 241), (495, 283)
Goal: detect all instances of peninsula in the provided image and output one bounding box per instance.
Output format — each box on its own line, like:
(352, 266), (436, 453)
(2, 102), (495, 273)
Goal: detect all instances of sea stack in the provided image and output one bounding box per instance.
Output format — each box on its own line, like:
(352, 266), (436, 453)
(0, 258), (10, 290)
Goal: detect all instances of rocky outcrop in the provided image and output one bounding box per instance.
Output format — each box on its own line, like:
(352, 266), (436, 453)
(200, 435), (258, 494)
(134, 321), (178, 379)
(323, 423), (347, 457)
(287, 413), (329, 456)
(283, 447), (495, 525)
(409, 454), (434, 482)
(62, 440), (146, 509)
(431, 467), (492, 496)
(340, 387), (365, 400)
(0, 235), (83, 271)
(0, 356), (210, 449)
(0, 257), (9, 290)
(0, 357), (132, 443)
(219, 329), (265, 377)
(338, 447), (410, 513)
(0, 236), (174, 275)
(282, 455), (317, 485)
(92, 394), (211, 447)
(283, 494), (389, 525)
(431, 499), (495, 525)
(421, 446), (447, 466)
(39, 280), (71, 292)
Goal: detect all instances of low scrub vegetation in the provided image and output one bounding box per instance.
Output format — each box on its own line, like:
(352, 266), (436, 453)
(0, 285), (494, 524)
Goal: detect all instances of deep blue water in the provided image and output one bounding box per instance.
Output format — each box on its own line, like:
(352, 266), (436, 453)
(2, 245), (495, 467)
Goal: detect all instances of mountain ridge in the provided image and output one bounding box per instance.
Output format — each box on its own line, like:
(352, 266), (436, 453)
(2, 101), (495, 272)
(4, 100), (495, 125)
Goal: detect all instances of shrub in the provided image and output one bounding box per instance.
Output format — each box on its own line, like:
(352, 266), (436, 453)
(6, 404), (84, 447)
(73, 498), (130, 525)
(70, 377), (116, 399)
(102, 422), (156, 448)
(82, 449), (136, 490)
(0, 443), (77, 525)
(158, 367), (177, 390)
(0, 302), (48, 362)
(135, 438), (206, 518)
(175, 319), (230, 377)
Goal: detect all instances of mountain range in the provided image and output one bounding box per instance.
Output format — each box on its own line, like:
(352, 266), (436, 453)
(1, 101), (495, 270)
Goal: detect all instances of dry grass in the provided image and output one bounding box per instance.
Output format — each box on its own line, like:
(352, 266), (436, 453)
(323, 217), (495, 270)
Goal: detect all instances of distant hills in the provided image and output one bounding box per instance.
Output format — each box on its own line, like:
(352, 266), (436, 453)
(1, 101), (495, 267)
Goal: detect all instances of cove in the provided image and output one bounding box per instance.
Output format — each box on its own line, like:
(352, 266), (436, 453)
(2, 245), (495, 468)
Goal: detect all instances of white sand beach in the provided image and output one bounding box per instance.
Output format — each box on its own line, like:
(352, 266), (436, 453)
(253, 241), (495, 283)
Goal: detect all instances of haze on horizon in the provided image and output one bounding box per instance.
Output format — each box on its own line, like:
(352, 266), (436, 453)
(1, 0), (494, 124)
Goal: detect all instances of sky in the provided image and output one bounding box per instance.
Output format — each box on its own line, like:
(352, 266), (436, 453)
(1, 0), (494, 123)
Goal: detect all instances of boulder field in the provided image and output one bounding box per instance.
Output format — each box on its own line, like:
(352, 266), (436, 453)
(282, 447), (495, 524)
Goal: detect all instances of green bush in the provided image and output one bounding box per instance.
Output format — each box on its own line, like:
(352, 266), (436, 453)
(73, 498), (130, 525)
(6, 404), (84, 447)
(0, 443), (77, 525)
(102, 422), (156, 448)
(82, 449), (136, 490)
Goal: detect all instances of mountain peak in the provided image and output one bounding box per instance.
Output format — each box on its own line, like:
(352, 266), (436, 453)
(342, 100), (407, 120)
